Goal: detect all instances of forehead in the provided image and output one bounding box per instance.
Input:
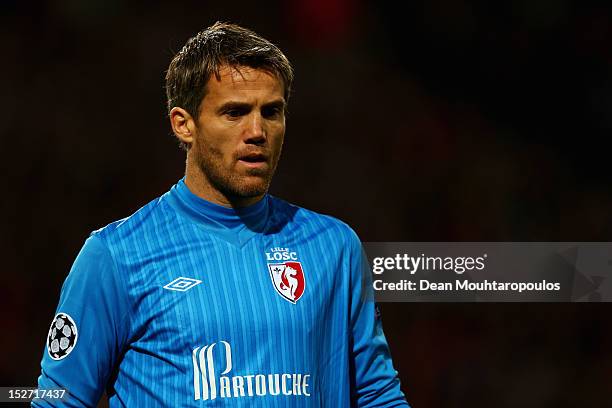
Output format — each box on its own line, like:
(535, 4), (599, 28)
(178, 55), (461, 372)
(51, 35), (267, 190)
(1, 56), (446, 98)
(202, 65), (284, 106)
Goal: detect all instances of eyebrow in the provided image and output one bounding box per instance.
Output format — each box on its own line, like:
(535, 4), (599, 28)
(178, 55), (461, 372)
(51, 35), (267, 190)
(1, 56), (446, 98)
(216, 99), (286, 114)
(263, 99), (286, 110)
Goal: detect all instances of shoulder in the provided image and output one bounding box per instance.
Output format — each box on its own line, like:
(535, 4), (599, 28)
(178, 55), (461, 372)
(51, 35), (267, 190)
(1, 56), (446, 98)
(268, 196), (360, 245)
(89, 193), (169, 248)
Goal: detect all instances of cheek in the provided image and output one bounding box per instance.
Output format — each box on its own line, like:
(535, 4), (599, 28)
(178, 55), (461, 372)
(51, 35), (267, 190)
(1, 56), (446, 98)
(269, 125), (286, 150)
(197, 127), (236, 161)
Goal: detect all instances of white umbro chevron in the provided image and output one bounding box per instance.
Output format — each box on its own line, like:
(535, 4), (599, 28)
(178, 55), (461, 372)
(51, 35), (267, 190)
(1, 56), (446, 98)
(163, 277), (202, 292)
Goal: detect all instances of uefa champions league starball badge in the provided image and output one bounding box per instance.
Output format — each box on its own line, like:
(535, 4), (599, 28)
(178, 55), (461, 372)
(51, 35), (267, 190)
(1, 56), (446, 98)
(47, 313), (78, 360)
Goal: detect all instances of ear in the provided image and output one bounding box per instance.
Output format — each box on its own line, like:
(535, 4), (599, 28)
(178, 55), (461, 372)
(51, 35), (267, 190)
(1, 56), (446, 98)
(169, 107), (197, 146)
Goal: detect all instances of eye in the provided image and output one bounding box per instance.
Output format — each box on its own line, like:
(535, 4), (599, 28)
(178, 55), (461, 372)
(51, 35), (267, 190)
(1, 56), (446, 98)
(224, 107), (249, 118)
(262, 106), (283, 119)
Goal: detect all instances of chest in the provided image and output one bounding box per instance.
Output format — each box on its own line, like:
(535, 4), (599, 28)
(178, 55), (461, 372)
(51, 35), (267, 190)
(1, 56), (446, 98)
(128, 232), (347, 357)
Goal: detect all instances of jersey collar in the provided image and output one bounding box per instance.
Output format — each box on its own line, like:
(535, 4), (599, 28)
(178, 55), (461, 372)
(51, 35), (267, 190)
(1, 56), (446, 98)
(165, 177), (269, 247)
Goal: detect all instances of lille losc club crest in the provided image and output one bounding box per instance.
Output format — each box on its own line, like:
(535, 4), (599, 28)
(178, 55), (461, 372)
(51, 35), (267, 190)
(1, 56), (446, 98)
(267, 261), (306, 304)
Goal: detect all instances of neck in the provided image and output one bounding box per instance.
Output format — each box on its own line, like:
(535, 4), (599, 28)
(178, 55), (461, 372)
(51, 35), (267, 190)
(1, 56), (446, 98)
(184, 156), (264, 208)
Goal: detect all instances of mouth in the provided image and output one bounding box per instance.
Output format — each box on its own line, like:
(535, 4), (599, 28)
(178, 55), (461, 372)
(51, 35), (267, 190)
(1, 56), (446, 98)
(237, 152), (269, 169)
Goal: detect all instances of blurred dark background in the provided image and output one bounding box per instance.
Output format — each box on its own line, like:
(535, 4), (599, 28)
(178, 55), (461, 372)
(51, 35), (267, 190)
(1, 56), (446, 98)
(2, 0), (611, 407)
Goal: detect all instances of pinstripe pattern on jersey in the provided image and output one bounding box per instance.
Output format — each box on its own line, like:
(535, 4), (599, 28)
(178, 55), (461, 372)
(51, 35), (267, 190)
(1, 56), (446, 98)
(36, 179), (407, 407)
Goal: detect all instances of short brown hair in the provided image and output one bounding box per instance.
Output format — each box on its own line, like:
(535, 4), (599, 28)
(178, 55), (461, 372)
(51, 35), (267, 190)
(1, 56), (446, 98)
(165, 22), (294, 150)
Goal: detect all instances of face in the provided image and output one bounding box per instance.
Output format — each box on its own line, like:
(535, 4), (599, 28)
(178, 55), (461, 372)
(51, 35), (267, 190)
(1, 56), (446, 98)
(190, 65), (286, 205)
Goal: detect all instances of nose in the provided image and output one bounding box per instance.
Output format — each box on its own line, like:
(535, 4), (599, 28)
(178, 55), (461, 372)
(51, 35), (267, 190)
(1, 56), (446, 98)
(244, 112), (266, 145)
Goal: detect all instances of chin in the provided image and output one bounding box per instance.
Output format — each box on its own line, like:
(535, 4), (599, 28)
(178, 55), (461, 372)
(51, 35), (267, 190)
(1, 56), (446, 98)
(229, 177), (270, 199)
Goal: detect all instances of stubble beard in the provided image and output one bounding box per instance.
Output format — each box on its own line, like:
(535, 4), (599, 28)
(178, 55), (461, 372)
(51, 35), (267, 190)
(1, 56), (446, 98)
(194, 143), (277, 201)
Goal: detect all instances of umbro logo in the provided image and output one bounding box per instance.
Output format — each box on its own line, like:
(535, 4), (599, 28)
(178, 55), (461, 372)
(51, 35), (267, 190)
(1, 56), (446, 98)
(163, 277), (202, 292)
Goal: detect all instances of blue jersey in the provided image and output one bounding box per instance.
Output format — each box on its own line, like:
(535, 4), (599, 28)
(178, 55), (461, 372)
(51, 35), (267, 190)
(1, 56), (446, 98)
(34, 178), (409, 407)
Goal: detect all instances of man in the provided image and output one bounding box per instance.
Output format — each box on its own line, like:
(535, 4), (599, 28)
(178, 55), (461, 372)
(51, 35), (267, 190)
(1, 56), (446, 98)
(34, 22), (409, 407)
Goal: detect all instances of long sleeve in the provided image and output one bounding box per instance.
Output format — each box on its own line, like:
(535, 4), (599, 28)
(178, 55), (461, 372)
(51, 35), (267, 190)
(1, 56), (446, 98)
(348, 232), (410, 407)
(33, 234), (131, 407)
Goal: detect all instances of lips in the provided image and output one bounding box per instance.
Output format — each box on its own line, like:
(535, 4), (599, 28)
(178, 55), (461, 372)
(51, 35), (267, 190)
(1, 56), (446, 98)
(237, 151), (269, 170)
(238, 152), (267, 163)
